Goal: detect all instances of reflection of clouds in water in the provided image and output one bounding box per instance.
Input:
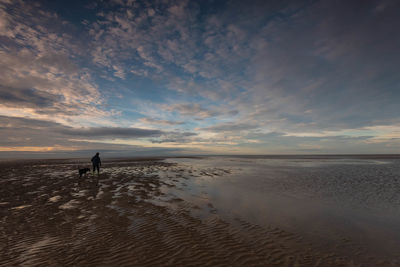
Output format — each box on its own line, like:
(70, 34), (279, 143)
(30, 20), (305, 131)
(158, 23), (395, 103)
(71, 190), (88, 198)
(59, 199), (80, 210)
(169, 157), (400, 211)
(164, 157), (400, 257)
(95, 189), (104, 199)
(11, 205), (32, 210)
(253, 158), (391, 167)
(48, 195), (61, 202)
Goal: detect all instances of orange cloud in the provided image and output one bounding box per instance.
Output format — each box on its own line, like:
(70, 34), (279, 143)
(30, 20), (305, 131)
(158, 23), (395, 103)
(0, 146), (78, 152)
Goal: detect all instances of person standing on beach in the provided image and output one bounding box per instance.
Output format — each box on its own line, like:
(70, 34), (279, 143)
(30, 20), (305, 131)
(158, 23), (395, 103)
(91, 152), (101, 175)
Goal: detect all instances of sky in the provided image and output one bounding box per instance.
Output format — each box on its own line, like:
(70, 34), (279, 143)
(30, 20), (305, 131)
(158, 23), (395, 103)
(0, 0), (399, 158)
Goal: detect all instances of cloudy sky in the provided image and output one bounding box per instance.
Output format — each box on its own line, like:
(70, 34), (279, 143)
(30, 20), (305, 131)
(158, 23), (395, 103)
(0, 0), (399, 157)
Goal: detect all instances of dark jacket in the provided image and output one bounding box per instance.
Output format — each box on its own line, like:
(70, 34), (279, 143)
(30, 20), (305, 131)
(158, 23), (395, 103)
(91, 155), (101, 166)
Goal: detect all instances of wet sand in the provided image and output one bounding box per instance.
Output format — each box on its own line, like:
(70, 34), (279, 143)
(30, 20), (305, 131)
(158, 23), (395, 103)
(1, 157), (400, 266)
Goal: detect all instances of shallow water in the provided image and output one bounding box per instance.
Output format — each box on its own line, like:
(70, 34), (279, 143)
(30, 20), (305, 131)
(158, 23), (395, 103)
(164, 156), (400, 258)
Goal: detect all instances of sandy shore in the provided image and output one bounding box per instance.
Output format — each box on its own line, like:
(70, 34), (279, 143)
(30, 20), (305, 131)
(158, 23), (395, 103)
(1, 158), (399, 266)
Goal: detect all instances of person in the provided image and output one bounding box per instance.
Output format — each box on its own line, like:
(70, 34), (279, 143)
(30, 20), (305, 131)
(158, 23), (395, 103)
(91, 152), (101, 175)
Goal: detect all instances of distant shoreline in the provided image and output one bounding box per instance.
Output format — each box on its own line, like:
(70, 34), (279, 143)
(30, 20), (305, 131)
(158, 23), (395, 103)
(1, 154), (399, 162)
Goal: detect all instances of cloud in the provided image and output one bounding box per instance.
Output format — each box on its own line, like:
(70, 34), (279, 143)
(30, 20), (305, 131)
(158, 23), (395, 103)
(0, 0), (109, 124)
(0, 144), (187, 159)
(0, 116), (164, 149)
(163, 103), (220, 119)
(151, 131), (197, 144)
(1, 0), (400, 155)
(139, 117), (184, 126)
(0, 116), (199, 153)
(60, 127), (163, 139)
(83, 0), (399, 153)
(0, 86), (60, 109)
(0, 115), (61, 129)
(200, 122), (259, 133)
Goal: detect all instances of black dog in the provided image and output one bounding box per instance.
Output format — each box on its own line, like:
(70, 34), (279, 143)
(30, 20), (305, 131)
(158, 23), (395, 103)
(79, 168), (91, 177)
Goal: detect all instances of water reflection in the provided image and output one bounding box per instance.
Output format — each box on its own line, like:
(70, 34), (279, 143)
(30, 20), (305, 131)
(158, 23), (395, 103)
(165, 156), (400, 257)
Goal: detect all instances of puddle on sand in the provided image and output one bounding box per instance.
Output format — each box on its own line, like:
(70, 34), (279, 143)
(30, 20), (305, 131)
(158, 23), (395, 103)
(11, 205), (32, 210)
(59, 199), (81, 210)
(48, 196), (62, 202)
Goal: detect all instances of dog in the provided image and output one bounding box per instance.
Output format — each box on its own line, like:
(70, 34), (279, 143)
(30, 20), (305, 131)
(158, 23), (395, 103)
(79, 168), (91, 177)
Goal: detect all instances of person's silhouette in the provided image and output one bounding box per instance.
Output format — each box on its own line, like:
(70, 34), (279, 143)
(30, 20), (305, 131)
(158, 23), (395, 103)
(91, 152), (101, 175)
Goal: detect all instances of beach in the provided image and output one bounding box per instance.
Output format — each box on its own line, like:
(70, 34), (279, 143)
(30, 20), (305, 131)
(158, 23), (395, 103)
(1, 156), (400, 266)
